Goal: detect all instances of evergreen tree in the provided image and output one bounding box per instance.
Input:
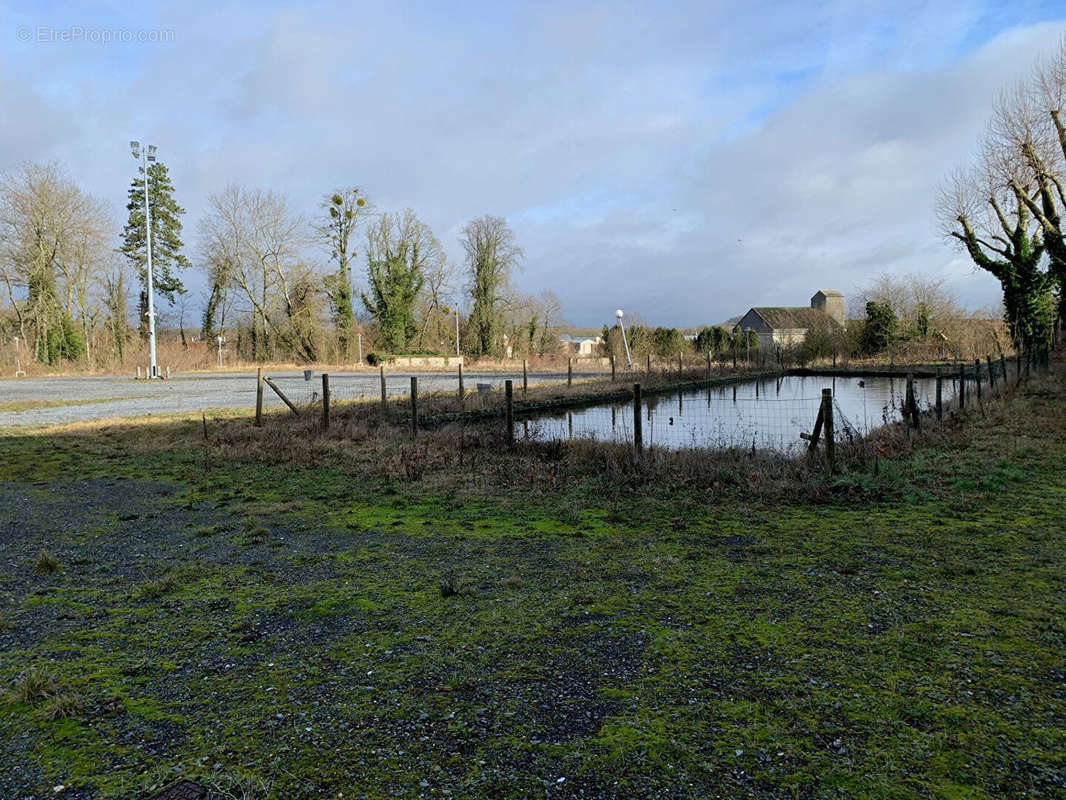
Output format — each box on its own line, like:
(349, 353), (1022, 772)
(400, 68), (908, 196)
(120, 161), (190, 337)
(860, 301), (897, 355)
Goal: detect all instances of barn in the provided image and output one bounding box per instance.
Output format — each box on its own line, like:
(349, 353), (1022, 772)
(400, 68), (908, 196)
(734, 290), (844, 350)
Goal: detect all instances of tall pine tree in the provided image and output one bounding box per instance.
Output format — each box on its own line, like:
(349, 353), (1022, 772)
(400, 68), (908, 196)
(121, 161), (190, 337)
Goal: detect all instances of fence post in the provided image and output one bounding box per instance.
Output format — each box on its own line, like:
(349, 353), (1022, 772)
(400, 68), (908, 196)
(706, 350), (712, 377)
(523, 359), (528, 395)
(321, 373), (330, 430)
(136, 365), (142, 380)
(958, 364), (966, 409)
(458, 363), (465, 410)
(610, 354), (616, 381)
(380, 365), (387, 421)
(822, 388), (835, 472)
(567, 357), (573, 388)
(935, 368), (943, 422)
(505, 379), (514, 448)
(256, 366), (264, 426)
(974, 359), (982, 402)
(1016, 351), (1022, 386)
(1000, 354), (1007, 387)
(410, 376), (418, 438)
(905, 373), (916, 433)
(646, 352), (651, 376)
(678, 352), (683, 378)
(987, 355), (996, 393)
(633, 383), (643, 457)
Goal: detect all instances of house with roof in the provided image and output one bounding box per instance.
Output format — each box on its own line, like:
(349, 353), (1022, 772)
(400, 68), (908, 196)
(559, 333), (603, 356)
(734, 290), (844, 350)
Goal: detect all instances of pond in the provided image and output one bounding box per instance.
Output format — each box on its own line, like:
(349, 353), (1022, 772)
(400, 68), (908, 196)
(518, 374), (959, 453)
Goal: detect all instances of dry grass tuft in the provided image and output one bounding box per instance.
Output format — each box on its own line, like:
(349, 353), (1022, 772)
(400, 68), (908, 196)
(34, 549), (60, 575)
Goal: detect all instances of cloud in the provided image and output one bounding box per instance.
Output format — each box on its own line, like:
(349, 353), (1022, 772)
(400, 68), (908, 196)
(0, 2), (1063, 327)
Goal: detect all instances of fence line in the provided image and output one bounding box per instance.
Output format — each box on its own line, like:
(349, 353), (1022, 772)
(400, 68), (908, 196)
(255, 348), (1052, 467)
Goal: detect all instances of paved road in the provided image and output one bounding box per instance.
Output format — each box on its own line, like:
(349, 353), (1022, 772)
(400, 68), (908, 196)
(0, 370), (601, 427)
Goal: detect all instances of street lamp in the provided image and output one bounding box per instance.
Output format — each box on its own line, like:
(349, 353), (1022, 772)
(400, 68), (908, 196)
(130, 140), (159, 378)
(616, 309), (632, 369)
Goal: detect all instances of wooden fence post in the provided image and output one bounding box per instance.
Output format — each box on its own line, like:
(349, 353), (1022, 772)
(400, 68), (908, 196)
(458, 363), (465, 410)
(610, 354), (616, 381)
(256, 367), (264, 426)
(1016, 351), (1022, 386)
(321, 373), (330, 430)
(935, 368), (943, 422)
(706, 350), (712, 377)
(410, 376), (418, 438)
(905, 373), (915, 435)
(822, 388), (835, 472)
(1000, 354), (1007, 387)
(986, 355), (996, 393)
(567, 357), (572, 388)
(505, 379), (514, 448)
(523, 359), (528, 395)
(633, 383), (643, 457)
(646, 352), (651, 376)
(958, 364), (966, 409)
(974, 359), (982, 402)
(380, 365), (387, 421)
(678, 352), (683, 378)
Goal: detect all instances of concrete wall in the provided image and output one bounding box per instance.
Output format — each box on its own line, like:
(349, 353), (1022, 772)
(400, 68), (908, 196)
(811, 291), (845, 326)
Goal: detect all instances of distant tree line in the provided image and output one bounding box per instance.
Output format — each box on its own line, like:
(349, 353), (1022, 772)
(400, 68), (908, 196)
(0, 160), (565, 368)
(599, 272), (1005, 367)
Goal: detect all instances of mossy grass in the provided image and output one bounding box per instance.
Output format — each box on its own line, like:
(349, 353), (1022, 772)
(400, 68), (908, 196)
(0, 373), (1063, 798)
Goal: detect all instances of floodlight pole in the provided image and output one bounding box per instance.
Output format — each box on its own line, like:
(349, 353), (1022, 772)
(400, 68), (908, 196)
(132, 141), (158, 378)
(616, 309), (632, 369)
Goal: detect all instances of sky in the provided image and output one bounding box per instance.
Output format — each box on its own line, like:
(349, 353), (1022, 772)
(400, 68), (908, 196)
(2, 0), (1065, 329)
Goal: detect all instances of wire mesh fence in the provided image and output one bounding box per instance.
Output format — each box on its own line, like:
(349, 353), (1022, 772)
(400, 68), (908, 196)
(255, 349), (1045, 460)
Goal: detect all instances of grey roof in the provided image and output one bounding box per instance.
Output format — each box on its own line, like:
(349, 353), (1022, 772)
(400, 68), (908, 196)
(746, 307), (839, 331)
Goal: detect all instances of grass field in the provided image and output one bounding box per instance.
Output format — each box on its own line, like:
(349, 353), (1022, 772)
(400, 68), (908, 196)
(0, 372), (1063, 799)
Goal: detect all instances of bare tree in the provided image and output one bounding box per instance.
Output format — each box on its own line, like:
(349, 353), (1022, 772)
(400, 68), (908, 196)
(938, 156), (1055, 349)
(0, 162), (111, 364)
(199, 185), (317, 362)
(462, 215), (523, 357)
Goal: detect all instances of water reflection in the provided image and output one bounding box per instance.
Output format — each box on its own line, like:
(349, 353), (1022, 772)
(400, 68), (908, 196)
(522, 374), (958, 453)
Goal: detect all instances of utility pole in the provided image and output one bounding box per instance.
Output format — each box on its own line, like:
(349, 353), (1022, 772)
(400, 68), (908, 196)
(130, 141), (159, 378)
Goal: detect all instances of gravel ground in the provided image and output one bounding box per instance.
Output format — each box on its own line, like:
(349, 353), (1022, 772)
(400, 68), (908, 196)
(0, 370), (592, 427)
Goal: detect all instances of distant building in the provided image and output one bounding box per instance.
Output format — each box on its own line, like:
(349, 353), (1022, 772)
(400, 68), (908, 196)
(559, 333), (603, 356)
(734, 290), (844, 350)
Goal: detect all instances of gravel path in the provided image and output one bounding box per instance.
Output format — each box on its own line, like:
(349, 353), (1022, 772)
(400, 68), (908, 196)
(0, 370), (593, 427)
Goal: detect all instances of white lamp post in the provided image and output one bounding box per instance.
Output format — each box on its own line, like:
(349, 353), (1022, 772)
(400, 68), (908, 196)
(616, 309), (632, 369)
(130, 140), (158, 378)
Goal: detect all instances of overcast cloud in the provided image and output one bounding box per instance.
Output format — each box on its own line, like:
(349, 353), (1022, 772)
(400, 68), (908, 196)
(2, 0), (1065, 327)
